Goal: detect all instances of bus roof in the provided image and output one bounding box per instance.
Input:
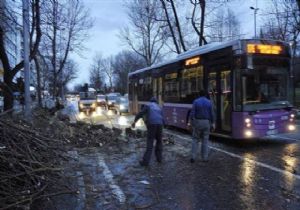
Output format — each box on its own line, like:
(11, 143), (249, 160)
(129, 39), (288, 77)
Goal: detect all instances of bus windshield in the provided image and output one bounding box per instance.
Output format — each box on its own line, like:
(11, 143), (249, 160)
(242, 67), (291, 111)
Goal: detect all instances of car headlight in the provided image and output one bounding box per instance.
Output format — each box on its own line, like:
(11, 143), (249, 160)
(120, 104), (125, 109)
(79, 103), (84, 108)
(91, 103), (96, 108)
(108, 101), (112, 105)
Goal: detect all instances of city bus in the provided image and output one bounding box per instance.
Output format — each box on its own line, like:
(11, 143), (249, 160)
(128, 39), (296, 139)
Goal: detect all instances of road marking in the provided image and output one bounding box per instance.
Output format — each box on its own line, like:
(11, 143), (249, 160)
(165, 131), (300, 180)
(98, 156), (126, 203)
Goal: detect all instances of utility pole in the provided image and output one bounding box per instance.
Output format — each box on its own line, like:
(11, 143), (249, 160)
(250, 0), (259, 38)
(22, 0), (31, 119)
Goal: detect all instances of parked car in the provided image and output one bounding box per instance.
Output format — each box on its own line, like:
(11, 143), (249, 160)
(115, 96), (129, 115)
(0, 96), (3, 112)
(106, 94), (119, 110)
(96, 94), (107, 109)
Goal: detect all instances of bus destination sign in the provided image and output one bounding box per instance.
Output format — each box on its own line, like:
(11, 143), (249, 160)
(185, 56), (200, 66)
(247, 44), (283, 55)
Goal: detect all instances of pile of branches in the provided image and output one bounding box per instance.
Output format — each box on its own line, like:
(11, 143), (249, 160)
(0, 116), (70, 210)
(0, 108), (123, 209)
(66, 122), (122, 148)
(31, 109), (123, 148)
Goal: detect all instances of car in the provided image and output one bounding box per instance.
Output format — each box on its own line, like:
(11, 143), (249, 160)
(106, 94), (119, 110)
(107, 92), (121, 97)
(96, 94), (107, 109)
(78, 91), (97, 114)
(115, 96), (129, 115)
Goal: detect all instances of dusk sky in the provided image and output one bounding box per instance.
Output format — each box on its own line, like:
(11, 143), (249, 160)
(70, 0), (272, 87)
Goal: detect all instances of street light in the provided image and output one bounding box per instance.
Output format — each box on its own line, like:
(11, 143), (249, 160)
(250, 6), (259, 38)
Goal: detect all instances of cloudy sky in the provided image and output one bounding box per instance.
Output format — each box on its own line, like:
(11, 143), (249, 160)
(70, 0), (271, 87)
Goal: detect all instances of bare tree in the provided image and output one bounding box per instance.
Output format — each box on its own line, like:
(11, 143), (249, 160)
(58, 59), (78, 97)
(159, 0), (187, 53)
(112, 50), (146, 93)
(120, 0), (167, 66)
(89, 54), (115, 90)
(189, 0), (207, 46)
(260, 0), (300, 55)
(89, 53), (104, 91)
(0, 0), (41, 110)
(207, 8), (241, 42)
(40, 0), (92, 97)
(103, 56), (115, 90)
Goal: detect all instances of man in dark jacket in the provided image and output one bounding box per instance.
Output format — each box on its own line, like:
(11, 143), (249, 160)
(131, 97), (164, 166)
(189, 90), (215, 163)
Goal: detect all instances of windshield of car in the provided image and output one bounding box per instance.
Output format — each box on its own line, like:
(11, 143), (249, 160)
(119, 97), (128, 104)
(97, 95), (105, 100)
(242, 67), (291, 111)
(107, 95), (117, 101)
(79, 92), (96, 99)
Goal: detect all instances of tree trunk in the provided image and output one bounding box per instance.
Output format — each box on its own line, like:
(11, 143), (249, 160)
(3, 71), (14, 111)
(160, 0), (181, 54)
(169, 0), (186, 51)
(34, 56), (42, 107)
(199, 0), (206, 46)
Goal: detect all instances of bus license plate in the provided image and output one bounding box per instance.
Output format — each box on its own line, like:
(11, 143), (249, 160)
(267, 129), (278, 135)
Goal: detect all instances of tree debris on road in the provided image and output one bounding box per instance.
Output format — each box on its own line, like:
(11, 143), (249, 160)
(0, 108), (124, 209)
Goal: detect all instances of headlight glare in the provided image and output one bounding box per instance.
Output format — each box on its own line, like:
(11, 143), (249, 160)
(245, 118), (251, 124)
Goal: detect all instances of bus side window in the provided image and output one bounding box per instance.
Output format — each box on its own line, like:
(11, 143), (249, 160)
(181, 66), (204, 103)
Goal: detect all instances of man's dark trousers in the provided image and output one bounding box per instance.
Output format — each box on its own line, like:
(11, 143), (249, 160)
(142, 124), (163, 164)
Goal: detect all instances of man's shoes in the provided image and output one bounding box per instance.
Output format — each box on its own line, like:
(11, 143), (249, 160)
(190, 158), (195, 163)
(139, 160), (149, 167)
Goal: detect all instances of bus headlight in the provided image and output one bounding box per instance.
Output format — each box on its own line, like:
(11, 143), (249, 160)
(246, 123), (251, 128)
(245, 118), (251, 124)
(244, 130), (253, 137)
(290, 114), (295, 118)
(288, 124), (296, 131)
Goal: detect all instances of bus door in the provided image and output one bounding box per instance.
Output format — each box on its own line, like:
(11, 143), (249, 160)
(208, 71), (218, 128)
(208, 69), (232, 133)
(220, 70), (232, 132)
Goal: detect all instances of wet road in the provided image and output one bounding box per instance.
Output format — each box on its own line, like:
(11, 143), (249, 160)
(47, 100), (300, 210)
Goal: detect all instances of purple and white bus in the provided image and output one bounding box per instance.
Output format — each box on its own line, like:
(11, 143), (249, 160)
(128, 39), (296, 139)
